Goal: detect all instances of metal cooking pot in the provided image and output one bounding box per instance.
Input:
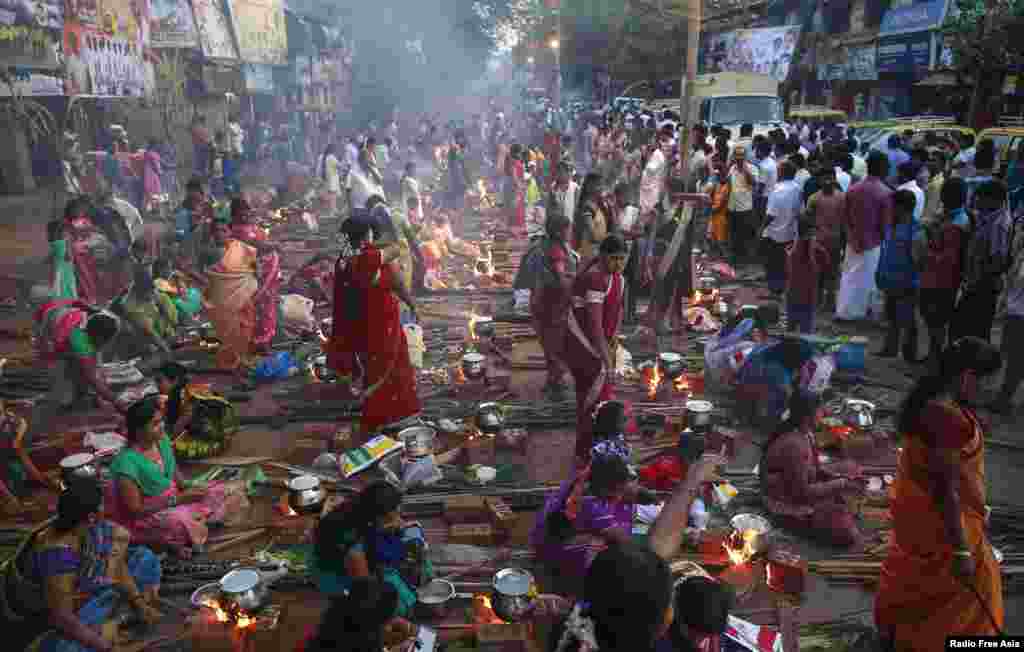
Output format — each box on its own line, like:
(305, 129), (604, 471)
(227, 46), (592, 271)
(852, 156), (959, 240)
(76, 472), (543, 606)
(697, 276), (717, 292)
(658, 352), (686, 380)
(686, 400), (714, 430)
(287, 475), (325, 515)
(416, 579), (472, 619)
(398, 425), (437, 458)
(474, 318), (496, 338)
(59, 453), (98, 485)
(841, 399), (875, 429)
(218, 568), (268, 613)
(462, 353), (486, 380)
(475, 402), (505, 434)
(491, 568), (536, 622)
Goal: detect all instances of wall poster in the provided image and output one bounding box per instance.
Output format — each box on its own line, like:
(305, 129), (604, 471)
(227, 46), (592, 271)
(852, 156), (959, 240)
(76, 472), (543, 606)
(699, 25), (802, 82)
(148, 0), (197, 48)
(225, 0), (286, 65)
(192, 0), (237, 60)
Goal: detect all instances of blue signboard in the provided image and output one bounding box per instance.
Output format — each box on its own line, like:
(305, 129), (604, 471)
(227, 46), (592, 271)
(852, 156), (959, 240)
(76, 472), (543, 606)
(879, 0), (949, 35)
(876, 33), (932, 74)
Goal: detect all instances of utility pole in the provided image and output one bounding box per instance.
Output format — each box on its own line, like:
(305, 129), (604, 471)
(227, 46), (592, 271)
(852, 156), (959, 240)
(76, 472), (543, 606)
(678, 0), (702, 163)
(967, 0), (998, 128)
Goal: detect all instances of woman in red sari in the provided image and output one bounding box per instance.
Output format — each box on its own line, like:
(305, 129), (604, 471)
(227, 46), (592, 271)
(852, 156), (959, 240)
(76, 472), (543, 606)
(506, 145), (526, 232)
(328, 215), (420, 437)
(532, 211), (578, 399)
(565, 234), (629, 460)
(230, 198), (281, 352)
(62, 198), (100, 305)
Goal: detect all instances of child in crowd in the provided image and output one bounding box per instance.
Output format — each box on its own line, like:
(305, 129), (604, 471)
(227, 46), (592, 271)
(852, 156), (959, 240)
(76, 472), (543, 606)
(785, 216), (830, 334)
(211, 130), (226, 198)
(875, 190), (923, 360)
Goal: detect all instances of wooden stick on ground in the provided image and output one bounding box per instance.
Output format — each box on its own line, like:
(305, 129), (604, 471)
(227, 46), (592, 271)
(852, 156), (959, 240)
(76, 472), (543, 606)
(207, 528), (267, 553)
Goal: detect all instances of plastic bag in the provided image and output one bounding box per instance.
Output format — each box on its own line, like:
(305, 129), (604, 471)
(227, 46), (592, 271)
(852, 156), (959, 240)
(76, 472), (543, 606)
(798, 354), (836, 396)
(252, 351), (298, 382)
(704, 321), (758, 388)
(280, 294), (316, 331)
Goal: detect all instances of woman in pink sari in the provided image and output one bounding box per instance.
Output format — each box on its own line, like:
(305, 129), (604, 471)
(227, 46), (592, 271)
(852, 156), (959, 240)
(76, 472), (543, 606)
(61, 199), (100, 305)
(205, 221), (260, 371)
(142, 140), (162, 214)
(564, 234), (628, 460)
(108, 395), (248, 556)
(230, 198), (281, 351)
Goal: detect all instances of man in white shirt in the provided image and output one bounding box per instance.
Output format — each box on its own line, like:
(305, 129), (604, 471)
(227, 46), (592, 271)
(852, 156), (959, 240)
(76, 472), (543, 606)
(834, 157), (852, 193)
(727, 145), (759, 263)
(896, 161), (925, 221)
(551, 161), (579, 224)
(754, 141), (777, 230)
(733, 123), (755, 161)
(228, 116), (244, 157)
(762, 160), (802, 293)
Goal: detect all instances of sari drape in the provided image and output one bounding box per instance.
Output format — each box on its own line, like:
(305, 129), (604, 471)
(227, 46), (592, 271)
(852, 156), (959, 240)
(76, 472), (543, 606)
(205, 240), (259, 370)
(232, 224), (280, 347)
(328, 245), (420, 433)
(876, 401), (1003, 649)
(63, 218), (99, 305)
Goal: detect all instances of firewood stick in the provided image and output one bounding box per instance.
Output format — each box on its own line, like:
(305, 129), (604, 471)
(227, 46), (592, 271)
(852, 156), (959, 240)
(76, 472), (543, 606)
(207, 529), (267, 553)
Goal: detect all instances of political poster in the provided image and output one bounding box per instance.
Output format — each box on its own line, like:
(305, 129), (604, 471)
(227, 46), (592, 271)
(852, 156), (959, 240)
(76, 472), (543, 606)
(225, 0), (287, 65)
(149, 0), (196, 48)
(817, 45), (878, 81)
(192, 0), (236, 60)
(700, 25), (801, 82)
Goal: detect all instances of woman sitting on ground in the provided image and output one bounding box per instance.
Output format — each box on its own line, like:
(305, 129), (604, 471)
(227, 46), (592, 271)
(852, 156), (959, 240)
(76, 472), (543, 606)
(312, 481), (432, 616)
(298, 577), (420, 652)
(106, 396), (248, 557)
(14, 478), (162, 652)
(760, 392), (865, 546)
(661, 574), (736, 652)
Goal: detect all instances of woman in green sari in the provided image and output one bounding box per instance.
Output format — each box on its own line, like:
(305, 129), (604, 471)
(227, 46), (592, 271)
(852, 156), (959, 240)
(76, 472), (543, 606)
(312, 481), (432, 617)
(47, 220), (78, 300)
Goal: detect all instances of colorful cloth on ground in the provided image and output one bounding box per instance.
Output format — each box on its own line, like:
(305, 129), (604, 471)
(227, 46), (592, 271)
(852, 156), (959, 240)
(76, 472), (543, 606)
(27, 521), (160, 652)
(63, 217), (99, 305)
(327, 244), (420, 432)
(231, 224), (280, 348)
(565, 265), (623, 459)
(876, 401), (1003, 648)
(49, 239), (78, 300)
(531, 479), (636, 580)
(34, 301), (95, 364)
(205, 239), (259, 370)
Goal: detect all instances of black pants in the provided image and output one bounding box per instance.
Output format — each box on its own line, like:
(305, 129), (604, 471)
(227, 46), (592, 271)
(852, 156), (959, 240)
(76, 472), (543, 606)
(760, 238), (790, 293)
(951, 283), (1000, 343)
(728, 209), (755, 261)
(883, 289), (919, 360)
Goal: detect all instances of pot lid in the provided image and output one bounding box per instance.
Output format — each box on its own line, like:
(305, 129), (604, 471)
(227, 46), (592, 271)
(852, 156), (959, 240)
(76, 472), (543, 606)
(288, 475), (320, 491)
(61, 453), (96, 468)
(686, 400), (713, 412)
(417, 579), (455, 604)
(463, 353), (485, 363)
(659, 352), (682, 362)
(220, 568), (261, 593)
(493, 568), (533, 596)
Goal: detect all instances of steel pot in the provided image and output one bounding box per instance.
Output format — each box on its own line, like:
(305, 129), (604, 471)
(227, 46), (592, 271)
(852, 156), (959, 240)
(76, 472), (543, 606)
(658, 352), (686, 380)
(287, 475), (325, 515)
(475, 402), (505, 434)
(686, 400), (714, 430)
(398, 425), (437, 458)
(491, 568), (536, 623)
(416, 579), (472, 619)
(697, 276), (717, 292)
(59, 453), (98, 485)
(841, 399), (875, 429)
(218, 568), (268, 613)
(462, 353), (486, 380)
(474, 318), (496, 338)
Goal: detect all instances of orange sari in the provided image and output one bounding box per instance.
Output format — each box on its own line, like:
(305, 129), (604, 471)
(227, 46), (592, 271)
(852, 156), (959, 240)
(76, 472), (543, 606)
(875, 400), (1003, 649)
(205, 239), (259, 370)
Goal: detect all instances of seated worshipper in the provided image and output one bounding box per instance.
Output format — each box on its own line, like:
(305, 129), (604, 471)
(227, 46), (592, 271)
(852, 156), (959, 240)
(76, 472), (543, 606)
(107, 396), (248, 557)
(33, 301), (123, 414)
(296, 577), (421, 652)
(565, 235), (628, 460)
(327, 216), (420, 436)
(152, 258), (202, 322)
(5, 478), (161, 652)
(155, 361), (238, 442)
(204, 220), (262, 372)
(761, 392), (865, 546)
(660, 574), (736, 652)
(230, 198), (281, 353)
(115, 253), (175, 357)
(312, 482), (432, 616)
(549, 541), (675, 652)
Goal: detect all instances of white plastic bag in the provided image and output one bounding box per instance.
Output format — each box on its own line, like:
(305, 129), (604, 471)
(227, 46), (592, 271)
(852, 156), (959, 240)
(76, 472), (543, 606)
(280, 294), (316, 331)
(301, 211), (319, 233)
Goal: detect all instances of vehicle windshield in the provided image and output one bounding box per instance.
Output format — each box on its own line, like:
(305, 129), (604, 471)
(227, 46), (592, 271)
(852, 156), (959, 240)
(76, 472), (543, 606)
(711, 96), (782, 125)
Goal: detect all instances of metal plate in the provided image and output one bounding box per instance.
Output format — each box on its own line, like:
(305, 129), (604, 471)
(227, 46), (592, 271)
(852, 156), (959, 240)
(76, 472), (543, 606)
(417, 579), (455, 604)
(493, 568), (533, 597)
(60, 453), (95, 469)
(659, 352), (682, 362)
(686, 400), (714, 413)
(462, 353), (485, 363)
(288, 475), (320, 492)
(730, 513), (771, 534)
(220, 568), (261, 593)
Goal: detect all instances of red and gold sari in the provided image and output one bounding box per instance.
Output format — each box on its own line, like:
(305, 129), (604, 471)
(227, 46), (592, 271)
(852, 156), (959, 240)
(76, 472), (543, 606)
(564, 263), (623, 459)
(232, 223), (281, 348)
(327, 244), (420, 434)
(205, 239), (259, 370)
(876, 400), (1003, 649)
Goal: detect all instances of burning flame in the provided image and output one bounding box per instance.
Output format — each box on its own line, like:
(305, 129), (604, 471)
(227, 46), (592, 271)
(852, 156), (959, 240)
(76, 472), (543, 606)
(673, 375), (690, 395)
(453, 365), (466, 384)
(723, 529), (760, 566)
(477, 179), (487, 197)
(646, 365), (662, 400)
(202, 599), (231, 623)
(693, 289), (719, 305)
(467, 312), (483, 341)
(473, 594), (506, 624)
(201, 599), (257, 629)
(286, 505), (298, 517)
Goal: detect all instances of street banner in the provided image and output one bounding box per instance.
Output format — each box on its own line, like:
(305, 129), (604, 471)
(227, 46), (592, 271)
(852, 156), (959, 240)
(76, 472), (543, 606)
(225, 0), (287, 65)
(192, 0), (237, 60)
(62, 23), (146, 96)
(817, 44), (877, 81)
(149, 0), (197, 48)
(879, 0), (949, 35)
(700, 25), (802, 82)
(876, 33), (931, 74)
(243, 62), (275, 93)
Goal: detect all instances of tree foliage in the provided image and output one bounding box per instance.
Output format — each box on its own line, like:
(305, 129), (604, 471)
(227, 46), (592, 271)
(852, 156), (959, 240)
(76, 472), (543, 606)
(943, 0), (1024, 75)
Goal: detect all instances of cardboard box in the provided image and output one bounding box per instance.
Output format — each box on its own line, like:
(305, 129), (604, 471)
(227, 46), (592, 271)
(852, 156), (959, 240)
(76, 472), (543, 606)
(449, 523), (495, 546)
(476, 623), (529, 652)
(444, 495), (488, 524)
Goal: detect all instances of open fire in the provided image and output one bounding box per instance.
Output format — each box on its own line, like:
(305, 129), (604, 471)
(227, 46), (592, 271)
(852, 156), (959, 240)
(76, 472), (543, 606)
(692, 288), (720, 305)
(472, 594), (506, 624)
(646, 365), (661, 400)
(201, 598), (258, 629)
(723, 529), (761, 566)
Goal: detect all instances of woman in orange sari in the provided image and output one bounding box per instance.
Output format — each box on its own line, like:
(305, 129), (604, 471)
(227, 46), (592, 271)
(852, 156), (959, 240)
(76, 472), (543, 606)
(230, 198), (281, 352)
(876, 337), (1005, 650)
(204, 221), (259, 372)
(328, 214), (420, 437)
